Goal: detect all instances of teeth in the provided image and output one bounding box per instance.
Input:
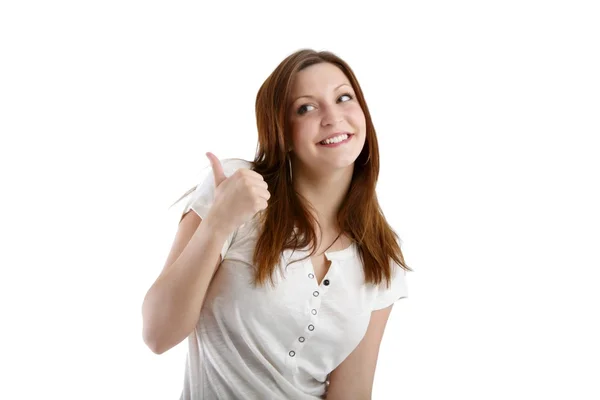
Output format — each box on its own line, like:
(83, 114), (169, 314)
(320, 134), (349, 145)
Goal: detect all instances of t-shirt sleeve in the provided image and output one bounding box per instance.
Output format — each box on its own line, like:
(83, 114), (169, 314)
(178, 158), (252, 260)
(372, 261), (409, 310)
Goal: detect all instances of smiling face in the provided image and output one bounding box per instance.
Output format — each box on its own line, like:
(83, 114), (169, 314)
(287, 62), (367, 176)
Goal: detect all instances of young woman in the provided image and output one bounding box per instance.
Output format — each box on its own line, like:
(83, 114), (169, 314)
(142, 48), (412, 400)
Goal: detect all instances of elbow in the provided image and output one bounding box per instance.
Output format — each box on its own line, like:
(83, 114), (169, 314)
(141, 300), (194, 355)
(146, 340), (166, 355)
(142, 323), (170, 355)
(142, 322), (190, 355)
(142, 301), (170, 354)
(143, 329), (163, 355)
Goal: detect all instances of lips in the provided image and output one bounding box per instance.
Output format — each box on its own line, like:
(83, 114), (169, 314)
(318, 134), (353, 148)
(316, 132), (353, 144)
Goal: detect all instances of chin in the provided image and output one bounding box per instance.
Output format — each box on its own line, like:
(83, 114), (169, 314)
(324, 155), (360, 170)
(337, 157), (359, 167)
(298, 143), (364, 173)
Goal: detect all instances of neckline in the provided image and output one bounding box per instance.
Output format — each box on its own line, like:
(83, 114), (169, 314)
(288, 226), (357, 260)
(324, 241), (356, 260)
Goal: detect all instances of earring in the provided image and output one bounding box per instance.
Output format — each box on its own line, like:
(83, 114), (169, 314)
(287, 155), (293, 181)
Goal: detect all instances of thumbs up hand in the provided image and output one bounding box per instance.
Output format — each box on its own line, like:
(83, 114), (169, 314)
(205, 152), (271, 235)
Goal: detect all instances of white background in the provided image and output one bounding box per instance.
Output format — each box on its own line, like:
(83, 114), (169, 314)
(1, 1), (599, 399)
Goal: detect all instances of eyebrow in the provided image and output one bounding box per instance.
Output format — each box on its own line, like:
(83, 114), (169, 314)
(292, 83), (352, 104)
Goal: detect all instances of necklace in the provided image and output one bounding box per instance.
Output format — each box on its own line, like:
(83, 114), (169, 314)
(318, 231), (343, 256)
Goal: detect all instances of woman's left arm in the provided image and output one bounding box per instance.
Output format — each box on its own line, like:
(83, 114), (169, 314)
(325, 305), (395, 400)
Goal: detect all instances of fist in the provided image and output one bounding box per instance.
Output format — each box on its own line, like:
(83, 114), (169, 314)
(205, 152), (270, 233)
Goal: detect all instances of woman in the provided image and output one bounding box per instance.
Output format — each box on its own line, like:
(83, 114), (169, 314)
(142, 48), (412, 399)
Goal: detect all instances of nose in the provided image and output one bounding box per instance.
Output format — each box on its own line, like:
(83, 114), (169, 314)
(320, 104), (344, 127)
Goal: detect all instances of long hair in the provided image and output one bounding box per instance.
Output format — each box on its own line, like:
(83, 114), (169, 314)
(250, 49), (412, 288)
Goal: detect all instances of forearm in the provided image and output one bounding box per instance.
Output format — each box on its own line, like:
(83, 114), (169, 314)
(142, 215), (230, 354)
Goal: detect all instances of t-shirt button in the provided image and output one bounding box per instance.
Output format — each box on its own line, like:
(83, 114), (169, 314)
(323, 279), (330, 286)
(313, 291), (319, 297)
(289, 351), (296, 357)
(308, 324), (315, 331)
(311, 309), (317, 315)
(298, 337), (305, 342)
(308, 273), (315, 279)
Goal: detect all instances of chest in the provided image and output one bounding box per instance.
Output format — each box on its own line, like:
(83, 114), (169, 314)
(310, 254), (332, 286)
(202, 252), (375, 376)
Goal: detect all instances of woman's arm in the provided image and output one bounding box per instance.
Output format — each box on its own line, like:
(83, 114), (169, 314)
(141, 210), (229, 354)
(326, 305), (395, 400)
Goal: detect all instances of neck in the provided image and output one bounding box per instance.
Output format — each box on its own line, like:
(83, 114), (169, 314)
(291, 161), (354, 233)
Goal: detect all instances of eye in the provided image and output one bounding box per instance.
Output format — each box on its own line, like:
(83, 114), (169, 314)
(297, 104), (315, 115)
(338, 93), (353, 102)
(296, 93), (353, 116)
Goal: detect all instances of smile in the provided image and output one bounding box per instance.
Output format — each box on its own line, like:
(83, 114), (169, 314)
(318, 133), (353, 147)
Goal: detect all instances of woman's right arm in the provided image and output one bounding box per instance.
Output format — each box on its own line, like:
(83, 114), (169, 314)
(141, 209), (230, 354)
(142, 152), (269, 354)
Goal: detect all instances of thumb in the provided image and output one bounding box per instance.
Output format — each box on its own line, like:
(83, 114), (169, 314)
(206, 152), (227, 186)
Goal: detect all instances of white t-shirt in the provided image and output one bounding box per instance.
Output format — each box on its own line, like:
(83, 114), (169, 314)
(177, 159), (408, 400)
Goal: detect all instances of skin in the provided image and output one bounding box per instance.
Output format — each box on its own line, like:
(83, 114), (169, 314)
(287, 62), (366, 241)
(287, 62), (395, 399)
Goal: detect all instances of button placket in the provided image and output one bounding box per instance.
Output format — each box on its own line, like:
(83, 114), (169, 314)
(286, 256), (322, 366)
(306, 284), (322, 342)
(304, 258), (322, 337)
(307, 257), (336, 335)
(318, 259), (335, 290)
(289, 254), (341, 365)
(289, 254), (345, 368)
(308, 289), (322, 323)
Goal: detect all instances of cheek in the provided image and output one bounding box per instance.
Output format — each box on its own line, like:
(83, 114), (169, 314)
(290, 119), (315, 146)
(289, 124), (308, 151)
(349, 107), (366, 130)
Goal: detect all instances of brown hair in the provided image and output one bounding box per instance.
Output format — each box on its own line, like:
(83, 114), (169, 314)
(250, 49), (411, 288)
(171, 49), (411, 288)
